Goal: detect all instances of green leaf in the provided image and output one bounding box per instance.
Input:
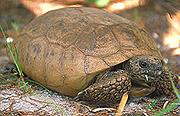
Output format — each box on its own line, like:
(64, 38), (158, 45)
(86, 0), (110, 7)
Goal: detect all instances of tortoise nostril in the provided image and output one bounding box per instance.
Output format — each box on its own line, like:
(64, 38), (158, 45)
(154, 58), (158, 60)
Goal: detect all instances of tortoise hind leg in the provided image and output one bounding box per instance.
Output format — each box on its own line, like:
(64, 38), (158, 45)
(75, 70), (131, 107)
(0, 63), (17, 74)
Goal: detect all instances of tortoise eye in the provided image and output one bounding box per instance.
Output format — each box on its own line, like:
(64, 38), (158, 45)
(139, 61), (148, 68)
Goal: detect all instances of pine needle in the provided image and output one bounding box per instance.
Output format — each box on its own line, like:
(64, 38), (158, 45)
(115, 92), (129, 116)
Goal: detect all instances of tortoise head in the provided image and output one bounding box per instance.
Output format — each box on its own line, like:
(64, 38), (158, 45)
(123, 55), (164, 97)
(124, 55), (163, 83)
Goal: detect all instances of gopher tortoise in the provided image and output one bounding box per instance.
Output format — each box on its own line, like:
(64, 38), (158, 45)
(15, 7), (178, 106)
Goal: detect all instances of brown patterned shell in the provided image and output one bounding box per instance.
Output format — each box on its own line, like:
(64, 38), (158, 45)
(16, 7), (162, 96)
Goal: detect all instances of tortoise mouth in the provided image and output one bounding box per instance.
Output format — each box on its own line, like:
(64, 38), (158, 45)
(130, 78), (155, 97)
(131, 79), (151, 87)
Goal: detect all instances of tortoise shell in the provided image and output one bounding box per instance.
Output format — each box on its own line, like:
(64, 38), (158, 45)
(16, 7), (162, 96)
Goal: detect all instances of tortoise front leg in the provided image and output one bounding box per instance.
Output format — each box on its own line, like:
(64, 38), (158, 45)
(152, 66), (179, 96)
(75, 70), (131, 107)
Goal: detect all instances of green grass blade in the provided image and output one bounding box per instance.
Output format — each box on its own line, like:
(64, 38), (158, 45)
(153, 99), (179, 116)
(0, 25), (24, 77)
